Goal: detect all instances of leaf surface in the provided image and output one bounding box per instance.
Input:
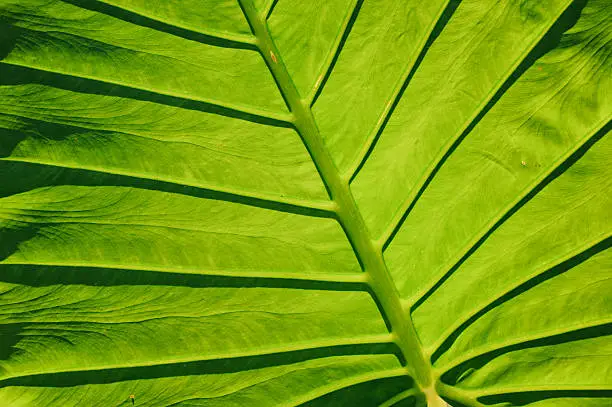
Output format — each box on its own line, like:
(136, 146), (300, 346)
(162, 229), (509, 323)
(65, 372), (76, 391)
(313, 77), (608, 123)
(0, 0), (610, 406)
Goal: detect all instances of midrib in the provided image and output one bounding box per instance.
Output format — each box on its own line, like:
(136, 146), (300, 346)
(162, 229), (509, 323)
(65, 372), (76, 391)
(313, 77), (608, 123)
(237, 0), (440, 401)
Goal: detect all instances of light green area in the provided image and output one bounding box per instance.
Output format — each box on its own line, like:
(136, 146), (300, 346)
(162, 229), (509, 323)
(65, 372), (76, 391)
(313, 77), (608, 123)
(103, 0), (254, 37)
(313, 0), (448, 173)
(0, 355), (404, 407)
(434, 249), (612, 369)
(413, 134), (612, 347)
(456, 335), (611, 390)
(351, 0), (577, 238)
(0, 186), (358, 274)
(0, 0), (610, 406)
(0, 0), (287, 116)
(0, 279), (387, 378)
(384, 2), (612, 300)
(267, 0), (355, 98)
(0, 85), (327, 202)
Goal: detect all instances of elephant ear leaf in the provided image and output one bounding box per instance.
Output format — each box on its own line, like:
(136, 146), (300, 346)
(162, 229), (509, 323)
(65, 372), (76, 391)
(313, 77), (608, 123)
(0, 0), (610, 406)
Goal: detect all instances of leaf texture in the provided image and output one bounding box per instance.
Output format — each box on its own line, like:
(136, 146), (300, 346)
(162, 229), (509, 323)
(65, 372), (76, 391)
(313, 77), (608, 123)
(0, 0), (610, 406)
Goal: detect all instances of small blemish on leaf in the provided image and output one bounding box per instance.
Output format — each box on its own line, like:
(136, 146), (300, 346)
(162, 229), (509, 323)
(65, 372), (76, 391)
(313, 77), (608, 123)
(521, 160), (527, 167)
(270, 51), (277, 63)
(129, 394), (135, 405)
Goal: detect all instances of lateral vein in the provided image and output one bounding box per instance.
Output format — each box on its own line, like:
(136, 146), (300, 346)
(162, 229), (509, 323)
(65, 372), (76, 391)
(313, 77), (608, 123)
(0, 157), (336, 215)
(435, 319), (612, 375)
(0, 333), (395, 386)
(345, 0), (451, 182)
(0, 61), (294, 125)
(305, 0), (362, 106)
(428, 234), (612, 358)
(69, 0), (258, 46)
(0, 261), (367, 286)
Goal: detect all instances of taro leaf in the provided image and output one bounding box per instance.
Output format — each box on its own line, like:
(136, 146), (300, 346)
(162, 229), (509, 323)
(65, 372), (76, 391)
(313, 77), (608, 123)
(0, 0), (610, 406)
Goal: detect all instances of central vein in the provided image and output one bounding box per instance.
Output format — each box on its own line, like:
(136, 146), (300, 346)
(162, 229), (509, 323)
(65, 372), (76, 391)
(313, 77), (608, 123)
(237, 0), (442, 400)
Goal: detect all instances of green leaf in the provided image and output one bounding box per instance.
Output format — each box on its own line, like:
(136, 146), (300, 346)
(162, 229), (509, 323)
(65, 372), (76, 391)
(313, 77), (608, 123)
(0, 0), (610, 406)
